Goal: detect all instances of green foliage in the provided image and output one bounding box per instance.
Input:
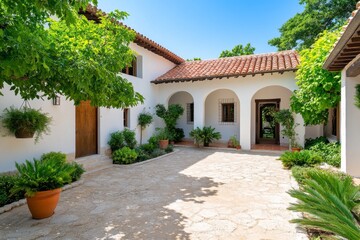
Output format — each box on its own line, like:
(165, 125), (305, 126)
(291, 30), (342, 125)
(189, 126), (222, 147)
(269, 0), (356, 50)
(108, 129), (137, 152)
(155, 104), (184, 141)
(1, 107), (52, 142)
(186, 58), (202, 61)
(148, 135), (159, 148)
(309, 142), (341, 167)
(273, 109), (298, 147)
(305, 136), (329, 149)
(138, 112), (153, 144)
(219, 43), (255, 58)
(112, 147), (138, 164)
(0, 1), (144, 108)
(155, 128), (170, 140)
(288, 170), (360, 239)
(291, 166), (349, 186)
(355, 84), (360, 109)
(228, 135), (240, 148)
(165, 144), (174, 153)
(279, 150), (323, 169)
(172, 128), (185, 143)
(68, 162), (85, 182)
(0, 174), (24, 207)
(150, 149), (166, 158)
(40, 152), (67, 165)
(12, 158), (74, 197)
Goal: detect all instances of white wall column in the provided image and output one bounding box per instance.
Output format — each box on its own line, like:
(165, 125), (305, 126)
(239, 97), (251, 150)
(294, 113), (305, 148)
(193, 98), (205, 129)
(341, 71), (360, 177)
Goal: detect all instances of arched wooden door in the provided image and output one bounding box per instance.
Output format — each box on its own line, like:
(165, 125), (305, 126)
(76, 100), (98, 158)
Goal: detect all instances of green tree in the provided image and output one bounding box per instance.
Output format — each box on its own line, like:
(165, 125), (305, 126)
(219, 43), (255, 58)
(269, 0), (357, 50)
(291, 30), (341, 125)
(0, 1), (144, 108)
(186, 58), (202, 61)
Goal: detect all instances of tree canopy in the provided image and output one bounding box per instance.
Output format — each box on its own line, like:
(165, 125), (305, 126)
(269, 0), (356, 51)
(219, 43), (255, 58)
(290, 30), (341, 125)
(0, 0), (144, 108)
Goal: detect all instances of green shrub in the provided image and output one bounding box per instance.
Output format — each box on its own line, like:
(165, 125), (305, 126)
(171, 128), (184, 143)
(40, 151), (67, 165)
(123, 128), (137, 149)
(355, 84), (360, 109)
(112, 147), (138, 164)
(148, 135), (159, 147)
(305, 136), (329, 149)
(279, 150), (323, 169)
(69, 162), (85, 182)
(108, 129), (137, 152)
(137, 112), (153, 144)
(0, 174), (24, 207)
(288, 170), (360, 239)
(165, 144), (174, 153)
(309, 142), (341, 167)
(108, 131), (125, 152)
(135, 147), (151, 162)
(190, 126), (221, 147)
(139, 143), (156, 154)
(155, 104), (184, 142)
(291, 166), (348, 186)
(151, 148), (166, 158)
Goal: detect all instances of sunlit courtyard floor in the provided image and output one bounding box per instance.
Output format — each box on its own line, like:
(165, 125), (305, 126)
(0, 148), (307, 240)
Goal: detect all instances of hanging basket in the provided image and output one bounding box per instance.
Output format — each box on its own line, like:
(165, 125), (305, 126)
(15, 128), (35, 139)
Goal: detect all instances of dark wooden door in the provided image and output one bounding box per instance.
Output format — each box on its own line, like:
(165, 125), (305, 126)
(76, 100), (98, 158)
(256, 99), (280, 144)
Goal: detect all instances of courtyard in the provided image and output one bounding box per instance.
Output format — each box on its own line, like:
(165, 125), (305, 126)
(0, 148), (306, 240)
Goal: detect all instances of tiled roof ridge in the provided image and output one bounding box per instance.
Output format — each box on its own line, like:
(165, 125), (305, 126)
(82, 5), (185, 65)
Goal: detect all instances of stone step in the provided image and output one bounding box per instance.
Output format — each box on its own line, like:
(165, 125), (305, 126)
(74, 154), (113, 174)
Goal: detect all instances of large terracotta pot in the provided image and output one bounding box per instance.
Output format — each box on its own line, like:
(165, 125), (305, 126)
(159, 139), (169, 149)
(15, 128), (35, 138)
(291, 147), (301, 152)
(26, 188), (61, 219)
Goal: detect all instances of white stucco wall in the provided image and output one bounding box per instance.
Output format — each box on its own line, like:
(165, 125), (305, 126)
(155, 72), (305, 150)
(0, 42), (176, 172)
(341, 70), (360, 177)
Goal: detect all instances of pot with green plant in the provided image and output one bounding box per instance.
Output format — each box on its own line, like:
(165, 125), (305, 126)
(137, 112), (153, 145)
(228, 135), (240, 149)
(190, 126), (221, 147)
(11, 156), (74, 219)
(1, 106), (51, 142)
(156, 128), (169, 149)
(273, 109), (300, 151)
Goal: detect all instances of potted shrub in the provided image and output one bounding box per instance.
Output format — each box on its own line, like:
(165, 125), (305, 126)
(273, 109), (300, 151)
(228, 135), (240, 149)
(11, 157), (74, 219)
(156, 128), (169, 149)
(1, 107), (51, 142)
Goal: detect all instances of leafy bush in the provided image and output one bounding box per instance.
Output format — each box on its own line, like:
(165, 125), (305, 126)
(123, 128), (137, 149)
(279, 150), (323, 169)
(189, 126), (222, 147)
(139, 143), (156, 154)
(228, 135), (240, 148)
(148, 135), (159, 147)
(273, 109), (298, 147)
(304, 136), (329, 149)
(1, 107), (52, 142)
(151, 148), (166, 158)
(309, 142), (341, 167)
(112, 147), (138, 164)
(40, 151), (67, 165)
(12, 158), (75, 197)
(155, 104), (184, 141)
(108, 129), (137, 152)
(135, 147), (151, 162)
(165, 144), (174, 153)
(69, 162), (85, 182)
(288, 170), (360, 239)
(0, 174), (24, 207)
(291, 166), (348, 186)
(172, 128), (185, 143)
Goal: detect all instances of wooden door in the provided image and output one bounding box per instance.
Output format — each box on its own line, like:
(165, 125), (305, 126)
(256, 99), (280, 144)
(76, 101), (98, 158)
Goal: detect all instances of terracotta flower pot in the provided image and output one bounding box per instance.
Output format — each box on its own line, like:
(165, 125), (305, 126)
(26, 188), (61, 219)
(15, 128), (35, 138)
(291, 147), (301, 152)
(159, 139), (169, 149)
(236, 145), (241, 150)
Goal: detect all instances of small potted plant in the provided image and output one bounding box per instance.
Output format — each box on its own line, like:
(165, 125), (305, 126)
(228, 135), (240, 149)
(156, 128), (169, 149)
(1, 106), (52, 142)
(11, 156), (74, 219)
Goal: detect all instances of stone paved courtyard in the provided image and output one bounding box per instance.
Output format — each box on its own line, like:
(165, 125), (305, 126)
(0, 148), (306, 240)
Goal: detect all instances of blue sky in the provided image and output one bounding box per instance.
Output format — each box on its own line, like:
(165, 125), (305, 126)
(98, 0), (303, 60)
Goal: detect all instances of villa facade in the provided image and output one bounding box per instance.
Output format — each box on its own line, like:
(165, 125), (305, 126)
(0, 6), (323, 172)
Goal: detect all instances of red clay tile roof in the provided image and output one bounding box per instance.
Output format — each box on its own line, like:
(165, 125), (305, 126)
(152, 50), (299, 84)
(80, 5), (185, 65)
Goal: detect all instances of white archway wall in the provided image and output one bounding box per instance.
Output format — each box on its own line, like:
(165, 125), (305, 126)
(168, 91), (194, 139)
(251, 86), (293, 146)
(205, 89), (240, 142)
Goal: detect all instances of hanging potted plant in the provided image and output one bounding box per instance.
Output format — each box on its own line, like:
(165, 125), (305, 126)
(11, 157), (74, 219)
(1, 106), (52, 142)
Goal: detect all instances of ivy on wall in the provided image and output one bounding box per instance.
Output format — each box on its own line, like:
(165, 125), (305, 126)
(355, 84), (360, 109)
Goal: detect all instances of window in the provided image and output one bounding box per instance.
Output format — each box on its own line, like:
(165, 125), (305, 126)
(122, 59), (137, 77)
(123, 108), (129, 127)
(222, 103), (234, 122)
(187, 103), (194, 123)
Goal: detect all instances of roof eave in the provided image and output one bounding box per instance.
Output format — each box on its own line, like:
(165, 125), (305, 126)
(324, 10), (360, 71)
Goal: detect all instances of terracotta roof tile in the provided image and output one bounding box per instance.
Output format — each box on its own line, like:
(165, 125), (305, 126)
(152, 50), (299, 84)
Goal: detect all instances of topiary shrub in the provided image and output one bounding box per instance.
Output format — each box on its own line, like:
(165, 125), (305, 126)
(279, 150), (323, 169)
(112, 147), (138, 164)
